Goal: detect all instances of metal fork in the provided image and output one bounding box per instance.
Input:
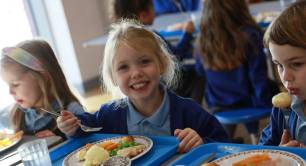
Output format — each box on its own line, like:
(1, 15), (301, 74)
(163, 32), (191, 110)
(39, 108), (103, 132)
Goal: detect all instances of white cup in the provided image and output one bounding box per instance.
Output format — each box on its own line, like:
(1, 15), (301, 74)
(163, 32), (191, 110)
(18, 139), (52, 166)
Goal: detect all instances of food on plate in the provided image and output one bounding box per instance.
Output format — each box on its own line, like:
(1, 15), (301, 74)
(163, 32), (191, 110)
(108, 136), (146, 157)
(272, 92), (292, 108)
(232, 153), (272, 166)
(0, 130), (23, 149)
(77, 148), (87, 161)
(83, 145), (109, 166)
(0, 138), (11, 149)
(103, 156), (131, 166)
(76, 136), (147, 165)
(77, 144), (93, 161)
(117, 144), (146, 158)
(121, 135), (134, 142)
(99, 140), (119, 151)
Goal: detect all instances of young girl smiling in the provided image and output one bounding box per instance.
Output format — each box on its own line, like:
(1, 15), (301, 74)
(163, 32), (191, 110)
(57, 20), (228, 153)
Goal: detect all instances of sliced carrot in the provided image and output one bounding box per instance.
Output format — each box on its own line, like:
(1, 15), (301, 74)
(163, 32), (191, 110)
(104, 142), (118, 151)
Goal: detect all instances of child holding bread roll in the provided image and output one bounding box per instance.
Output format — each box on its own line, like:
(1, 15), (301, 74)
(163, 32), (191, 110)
(259, 1), (306, 148)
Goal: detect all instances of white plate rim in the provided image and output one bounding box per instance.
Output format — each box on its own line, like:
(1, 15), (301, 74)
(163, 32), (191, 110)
(62, 135), (153, 166)
(212, 149), (305, 166)
(0, 135), (22, 153)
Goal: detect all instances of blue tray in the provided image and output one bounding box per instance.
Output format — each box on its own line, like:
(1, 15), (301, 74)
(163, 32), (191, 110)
(171, 143), (306, 166)
(50, 134), (179, 166)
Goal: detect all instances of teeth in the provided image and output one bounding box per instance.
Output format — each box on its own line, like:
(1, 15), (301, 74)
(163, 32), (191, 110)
(132, 82), (146, 89)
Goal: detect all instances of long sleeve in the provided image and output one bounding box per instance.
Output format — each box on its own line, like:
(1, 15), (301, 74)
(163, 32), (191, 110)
(259, 107), (298, 146)
(169, 91), (229, 143)
(259, 108), (284, 145)
(66, 101), (86, 114)
(153, 0), (200, 15)
(194, 54), (206, 77)
(155, 31), (194, 60)
(174, 32), (194, 59)
(73, 101), (128, 137)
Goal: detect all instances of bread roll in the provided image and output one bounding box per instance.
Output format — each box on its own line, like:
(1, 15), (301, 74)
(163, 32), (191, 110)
(272, 92), (292, 108)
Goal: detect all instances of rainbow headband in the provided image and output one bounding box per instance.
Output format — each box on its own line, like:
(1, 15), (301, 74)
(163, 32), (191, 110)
(2, 47), (44, 72)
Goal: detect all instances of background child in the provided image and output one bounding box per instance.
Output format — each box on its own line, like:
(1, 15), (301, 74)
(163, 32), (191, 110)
(57, 20), (228, 153)
(110, 0), (205, 103)
(153, 0), (201, 16)
(0, 39), (84, 139)
(195, 0), (279, 142)
(259, 1), (306, 148)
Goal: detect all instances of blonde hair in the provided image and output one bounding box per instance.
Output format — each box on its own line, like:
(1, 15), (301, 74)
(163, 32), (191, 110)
(102, 19), (179, 99)
(263, 0), (306, 50)
(1, 39), (80, 130)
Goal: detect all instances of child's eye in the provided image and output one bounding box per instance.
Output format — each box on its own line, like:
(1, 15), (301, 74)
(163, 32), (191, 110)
(10, 83), (20, 88)
(290, 62), (304, 69)
(117, 64), (128, 71)
(140, 58), (151, 65)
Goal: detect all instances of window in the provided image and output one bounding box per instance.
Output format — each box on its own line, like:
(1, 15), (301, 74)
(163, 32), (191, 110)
(0, 0), (33, 109)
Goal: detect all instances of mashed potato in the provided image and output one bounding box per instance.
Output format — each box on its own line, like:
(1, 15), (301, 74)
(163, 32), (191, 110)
(77, 148), (87, 161)
(83, 145), (109, 166)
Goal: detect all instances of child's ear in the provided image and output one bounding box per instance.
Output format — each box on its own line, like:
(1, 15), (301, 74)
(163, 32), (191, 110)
(139, 11), (150, 24)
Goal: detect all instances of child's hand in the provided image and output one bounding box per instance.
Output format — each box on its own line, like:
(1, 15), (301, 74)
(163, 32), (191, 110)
(279, 129), (300, 147)
(174, 128), (204, 153)
(56, 111), (80, 136)
(35, 129), (55, 138)
(183, 21), (195, 34)
(300, 143), (306, 148)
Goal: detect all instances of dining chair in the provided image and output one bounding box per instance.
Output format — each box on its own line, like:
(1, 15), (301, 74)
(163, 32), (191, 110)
(214, 107), (271, 145)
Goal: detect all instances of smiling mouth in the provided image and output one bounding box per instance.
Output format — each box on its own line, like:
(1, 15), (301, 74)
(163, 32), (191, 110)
(16, 99), (23, 104)
(130, 81), (148, 90)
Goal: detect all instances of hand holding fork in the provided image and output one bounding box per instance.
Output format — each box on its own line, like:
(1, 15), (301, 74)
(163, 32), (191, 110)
(40, 108), (102, 136)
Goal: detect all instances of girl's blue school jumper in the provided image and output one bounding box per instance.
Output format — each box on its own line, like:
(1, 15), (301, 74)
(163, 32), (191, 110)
(74, 89), (229, 143)
(153, 0), (200, 15)
(195, 27), (273, 109)
(155, 30), (194, 61)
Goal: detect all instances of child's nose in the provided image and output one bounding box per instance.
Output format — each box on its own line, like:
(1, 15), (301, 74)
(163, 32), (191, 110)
(282, 68), (294, 82)
(130, 67), (142, 79)
(9, 88), (16, 95)
(9, 87), (16, 96)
